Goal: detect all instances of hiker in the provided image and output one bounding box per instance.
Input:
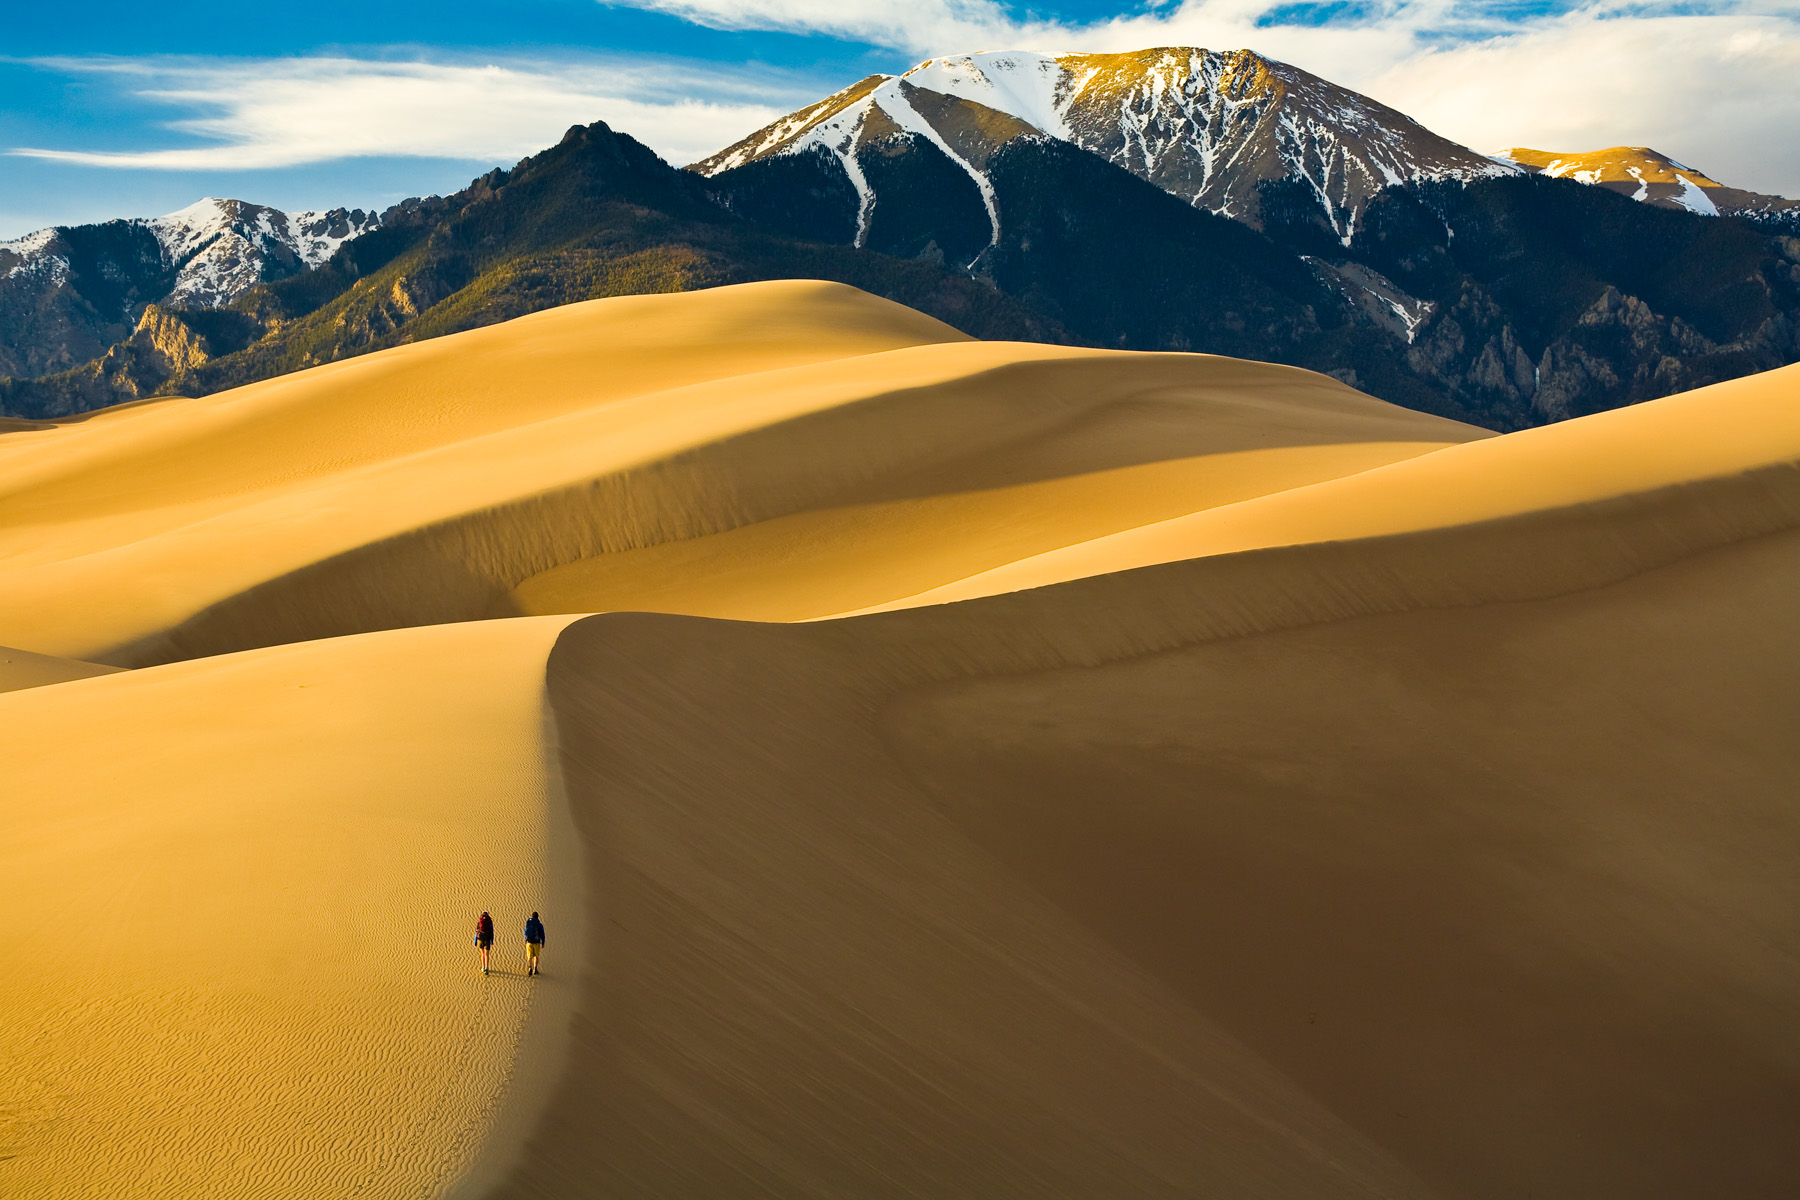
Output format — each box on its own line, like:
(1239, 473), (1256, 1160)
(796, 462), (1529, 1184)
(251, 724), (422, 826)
(524, 911), (546, 976)
(475, 911), (495, 975)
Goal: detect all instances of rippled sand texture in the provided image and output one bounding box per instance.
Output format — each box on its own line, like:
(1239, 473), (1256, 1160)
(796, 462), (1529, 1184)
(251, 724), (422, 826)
(3, 281), (1798, 1198)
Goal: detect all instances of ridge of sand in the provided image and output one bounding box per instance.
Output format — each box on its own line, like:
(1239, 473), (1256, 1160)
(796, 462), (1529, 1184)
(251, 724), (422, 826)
(504, 441), (1455, 623)
(829, 360), (1800, 613)
(0, 617), (584, 1200)
(0, 281), (967, 513)
(496, 506), (1800, 1197)
(0, 644), (124, 693)
(0, 301), (1479, 662)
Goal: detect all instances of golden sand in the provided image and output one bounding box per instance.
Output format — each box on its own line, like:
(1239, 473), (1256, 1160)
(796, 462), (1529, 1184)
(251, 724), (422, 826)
(0, 283), (1476, 663)
(0, 618), (582, 1199)
(0, 644), (122, 693)
(3, 281), (1797, 1196)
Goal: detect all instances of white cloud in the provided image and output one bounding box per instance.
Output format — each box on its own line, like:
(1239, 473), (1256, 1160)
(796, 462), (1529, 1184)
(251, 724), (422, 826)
(1365, 12), (1800, 196)
(600, 0), (1800, 198)
(616, 0), (1025, 54)
(9, 57), (799, 173)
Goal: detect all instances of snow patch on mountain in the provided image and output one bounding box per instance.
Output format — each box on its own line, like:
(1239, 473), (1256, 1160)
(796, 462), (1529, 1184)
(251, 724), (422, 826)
(142, 198), (381, 307)
(1490, 146), (1798, 222)
(288, 208), (379, 267)
(1671, 174), (1719, 216)
(879, 84), (1002, 252)
(907, 52), (1071, 140)
(0, 228), (69, 289)
(0, 227), (60, 264)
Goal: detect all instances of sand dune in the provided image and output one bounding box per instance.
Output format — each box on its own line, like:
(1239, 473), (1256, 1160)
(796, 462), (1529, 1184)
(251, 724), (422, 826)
(512, 517), (1800, 1197)
(0, 644), (122, 692)
(4, 282), (1798, 1197)
(0, 618), (583, 1200)
(840, 360), (1800, 613)
(0, 281), (1478, 663)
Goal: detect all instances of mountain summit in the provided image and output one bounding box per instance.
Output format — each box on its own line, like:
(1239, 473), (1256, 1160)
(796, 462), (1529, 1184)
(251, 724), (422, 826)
(1496, 146), (1800, 226)
(692, 48), (1511, 242)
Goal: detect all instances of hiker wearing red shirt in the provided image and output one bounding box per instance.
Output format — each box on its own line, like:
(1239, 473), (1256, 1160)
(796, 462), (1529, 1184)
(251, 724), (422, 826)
(474, 911), (495, 975)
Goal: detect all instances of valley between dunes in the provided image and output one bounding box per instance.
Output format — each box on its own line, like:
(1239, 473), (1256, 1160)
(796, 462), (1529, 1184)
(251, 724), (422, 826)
(2, 280), (1797, 1199)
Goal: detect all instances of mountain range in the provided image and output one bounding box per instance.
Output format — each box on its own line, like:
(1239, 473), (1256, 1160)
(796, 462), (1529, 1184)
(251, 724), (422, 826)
(4, 47), (1798, 431)
(0, 198), (379, 379)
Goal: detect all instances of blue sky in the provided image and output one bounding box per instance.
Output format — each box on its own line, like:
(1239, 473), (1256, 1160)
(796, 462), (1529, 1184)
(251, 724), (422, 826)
(5, 0), (1798, 237)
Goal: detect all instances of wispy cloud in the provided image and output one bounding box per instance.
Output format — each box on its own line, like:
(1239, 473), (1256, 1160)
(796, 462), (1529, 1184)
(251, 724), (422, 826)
(605, 0), (1029, 53)
(9, 56), (801, 172)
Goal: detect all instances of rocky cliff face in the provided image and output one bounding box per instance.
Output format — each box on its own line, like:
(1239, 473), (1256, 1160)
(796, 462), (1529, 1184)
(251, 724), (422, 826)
(1337, 178), (1800, 427)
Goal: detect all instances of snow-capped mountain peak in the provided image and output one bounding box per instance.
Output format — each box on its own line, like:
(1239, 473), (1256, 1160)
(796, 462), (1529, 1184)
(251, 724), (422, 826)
(135, 197), (381, 307)
(693, 48), (1515, 243)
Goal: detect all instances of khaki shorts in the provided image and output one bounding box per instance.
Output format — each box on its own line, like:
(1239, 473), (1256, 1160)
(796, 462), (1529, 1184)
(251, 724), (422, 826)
(525, 942), (541, 959)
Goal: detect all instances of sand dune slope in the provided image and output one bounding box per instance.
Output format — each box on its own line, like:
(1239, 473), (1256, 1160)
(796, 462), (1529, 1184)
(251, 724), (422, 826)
(0, 282), (1478, 663)
(0, 644), (122, 692)
(509, 511), (1800, 1198)
(0, 617), (583, 1200)
(843, 359), (1800, 612)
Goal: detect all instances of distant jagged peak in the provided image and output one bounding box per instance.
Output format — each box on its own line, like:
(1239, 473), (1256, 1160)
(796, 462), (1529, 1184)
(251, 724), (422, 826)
(1500, 146), (1723, 188)
(144, 197), (382, 274)
(1496, 145), (1798, 220)
(692, 47), (1513, 241)
(0, 226), (61, 257)
(0, 196), (384, 335)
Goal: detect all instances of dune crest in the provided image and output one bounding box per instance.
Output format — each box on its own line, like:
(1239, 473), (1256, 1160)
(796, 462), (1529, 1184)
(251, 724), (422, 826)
(0, 282), (1479, 663)
(0, 644), (123, 692)
(491, 493), (1800, 1196)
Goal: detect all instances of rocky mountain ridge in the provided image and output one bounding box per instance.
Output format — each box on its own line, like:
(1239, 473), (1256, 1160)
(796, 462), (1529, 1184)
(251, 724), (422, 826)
(0, 198), (379, 378)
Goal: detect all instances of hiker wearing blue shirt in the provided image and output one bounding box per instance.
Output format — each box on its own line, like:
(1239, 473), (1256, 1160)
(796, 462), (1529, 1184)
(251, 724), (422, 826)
(524, 912), (546, 976)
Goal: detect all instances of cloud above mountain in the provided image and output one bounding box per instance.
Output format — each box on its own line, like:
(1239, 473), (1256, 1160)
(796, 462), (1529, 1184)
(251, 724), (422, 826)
(10, 56), (793, 175)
